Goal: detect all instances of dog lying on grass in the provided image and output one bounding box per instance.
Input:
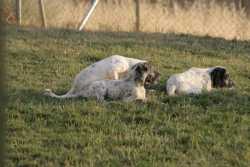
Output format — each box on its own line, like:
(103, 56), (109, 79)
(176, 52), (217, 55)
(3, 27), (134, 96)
(44, 55), (160, 99)
(45, 62), (151, 102)
(166, 66), (235, 96)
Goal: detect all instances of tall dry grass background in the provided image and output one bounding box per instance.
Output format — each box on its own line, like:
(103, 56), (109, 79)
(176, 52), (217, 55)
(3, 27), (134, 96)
(3, 0), (250, 40)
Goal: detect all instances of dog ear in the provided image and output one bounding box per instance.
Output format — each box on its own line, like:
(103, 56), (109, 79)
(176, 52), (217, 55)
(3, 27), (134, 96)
(210, 67), (227, 88)
(131, 64), (137, 70)
(133, 63), (151, 84)
(135, 63), (150, 73)
(133, 64), (143, 83)
(142, 62), (150, 71)
(135, 63), (142, 73)
(154, 71), (160, 79)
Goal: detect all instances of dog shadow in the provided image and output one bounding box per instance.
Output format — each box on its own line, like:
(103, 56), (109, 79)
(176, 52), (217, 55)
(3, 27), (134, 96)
(8, 88), (147, 105)
(8, 88), (84, 106)
(145, 82), (166, 92)
(161, 89), (250, 112)
(7, 87), (250, 112)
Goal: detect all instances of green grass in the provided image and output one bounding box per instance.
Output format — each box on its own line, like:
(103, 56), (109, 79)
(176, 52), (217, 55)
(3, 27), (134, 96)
(5, 26), (250, 167)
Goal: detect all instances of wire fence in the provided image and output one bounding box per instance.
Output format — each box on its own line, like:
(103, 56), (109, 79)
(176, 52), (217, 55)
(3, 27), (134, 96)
(3, 0), (250, 40)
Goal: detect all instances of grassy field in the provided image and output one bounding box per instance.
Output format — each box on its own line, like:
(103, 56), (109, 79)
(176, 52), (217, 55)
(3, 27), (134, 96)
(5, 25), (250, 166)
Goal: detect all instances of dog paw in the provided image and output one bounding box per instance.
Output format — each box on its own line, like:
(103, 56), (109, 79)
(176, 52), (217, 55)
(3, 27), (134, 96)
(135, 98), (147, 103)
(96, 96), (105, 103)
(147, 89), (156, 93)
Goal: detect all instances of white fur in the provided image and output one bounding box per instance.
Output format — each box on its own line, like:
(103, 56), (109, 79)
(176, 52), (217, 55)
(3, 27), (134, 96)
(166, 67), (217, 96)
(45, 55), (146, 99)
(45, 63), (149, 102)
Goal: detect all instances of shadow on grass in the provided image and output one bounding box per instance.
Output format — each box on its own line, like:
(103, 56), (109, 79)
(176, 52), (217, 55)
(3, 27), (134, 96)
(8, 88), (84, 105)
(146, 82), (166, 92)
(7, 87), (250, 114)
(161, 90), (250, 113)
(8, 88), (151, 107)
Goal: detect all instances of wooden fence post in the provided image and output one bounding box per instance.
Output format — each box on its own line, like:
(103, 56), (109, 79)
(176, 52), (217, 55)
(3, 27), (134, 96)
(39, 0), (47, 28)
(78, 0), (99, 31)
(16, 0), (22, 25)
(134, 0), (140, 31)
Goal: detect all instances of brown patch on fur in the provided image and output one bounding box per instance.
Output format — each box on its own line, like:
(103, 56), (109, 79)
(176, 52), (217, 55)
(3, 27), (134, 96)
(105, 72), (116, 80)
(145, 71), (160, 86)
(118, 71), (129, 79)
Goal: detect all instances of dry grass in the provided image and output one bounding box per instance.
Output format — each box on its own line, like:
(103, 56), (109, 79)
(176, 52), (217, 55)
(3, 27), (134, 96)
(140, 0), (250, 40)
(3, 0), (250, 40)
(86, 0), (136, 32)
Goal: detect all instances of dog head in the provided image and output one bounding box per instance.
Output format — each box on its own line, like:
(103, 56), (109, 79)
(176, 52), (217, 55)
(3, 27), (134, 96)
(145, 70), (161, 86)
(210, 67), (235, 88)
(131, 62), (151, 85)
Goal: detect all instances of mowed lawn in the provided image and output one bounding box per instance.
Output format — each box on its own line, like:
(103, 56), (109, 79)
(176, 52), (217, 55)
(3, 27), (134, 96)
(5, 26), (250, 167)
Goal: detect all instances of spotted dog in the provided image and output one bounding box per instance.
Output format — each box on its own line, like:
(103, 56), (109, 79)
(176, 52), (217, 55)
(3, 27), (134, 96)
(44, 55), (160, 99)
(45, 62), (151, 102)
(166, 67), (235, 96)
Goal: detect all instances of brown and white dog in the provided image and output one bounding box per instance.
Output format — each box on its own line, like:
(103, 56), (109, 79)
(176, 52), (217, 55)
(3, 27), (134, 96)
(45, 62), (151, 102)
(166, 67), (235, 96)
(44, 55), (159, 99)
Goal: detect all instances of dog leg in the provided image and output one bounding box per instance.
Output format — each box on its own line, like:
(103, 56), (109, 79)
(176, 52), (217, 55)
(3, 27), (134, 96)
(122, 96), (136, 102)
(93, 87), (106, 102)
(96, 95), (105, 102)
(106, 71), (119, 80)
(166, 85), (177, 96)
(186, 88), (202, 95)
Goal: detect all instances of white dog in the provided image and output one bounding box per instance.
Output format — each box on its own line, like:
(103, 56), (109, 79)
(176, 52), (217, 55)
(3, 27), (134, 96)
(44, 55), (159, 99)
(166, 67), (234, 96)
(45, 62), (151, 102)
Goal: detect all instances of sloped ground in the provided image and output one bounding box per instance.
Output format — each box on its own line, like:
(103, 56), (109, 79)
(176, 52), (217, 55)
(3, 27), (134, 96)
(5, 26), (250, 166)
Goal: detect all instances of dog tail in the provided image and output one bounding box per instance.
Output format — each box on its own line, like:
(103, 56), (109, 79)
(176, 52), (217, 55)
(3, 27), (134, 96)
(43, 88), (78, 99)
